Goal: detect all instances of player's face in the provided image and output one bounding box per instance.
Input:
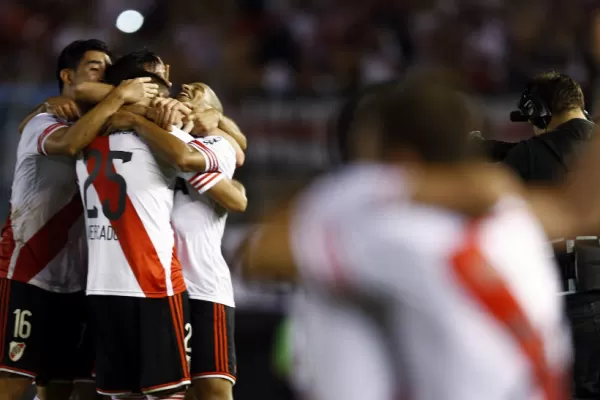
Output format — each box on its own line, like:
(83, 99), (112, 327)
(177, 84), (205, 106)
(73, 51), (111, 85)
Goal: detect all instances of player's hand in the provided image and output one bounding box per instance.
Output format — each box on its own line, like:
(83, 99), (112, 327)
(151, 98), (191, 130)
(44, 96), (81, 121)
(151, 98), (192, 116)
(115, 77), (159, 104)
(106, 111), (139, 134)
(184, 108), (221, 135)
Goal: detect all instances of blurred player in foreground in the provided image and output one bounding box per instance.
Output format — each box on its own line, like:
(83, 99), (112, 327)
(0, 40), (157, 400)
(241, 73), (578, 399)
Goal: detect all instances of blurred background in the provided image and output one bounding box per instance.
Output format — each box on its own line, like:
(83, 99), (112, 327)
(3, 0), (600, 398)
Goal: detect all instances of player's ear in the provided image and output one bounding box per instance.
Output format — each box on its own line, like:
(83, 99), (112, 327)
(60, 69), (73, 87)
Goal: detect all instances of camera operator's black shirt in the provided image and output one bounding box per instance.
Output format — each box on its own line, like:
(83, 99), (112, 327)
(502, 118), (594, 184)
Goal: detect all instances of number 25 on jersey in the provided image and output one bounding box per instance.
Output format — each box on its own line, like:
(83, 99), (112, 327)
(83, 149), (133, 221)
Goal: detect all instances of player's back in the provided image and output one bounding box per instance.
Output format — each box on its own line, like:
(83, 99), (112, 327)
(76, 132), (185, 298)
(171, 135), (237, 307)
(289, 163), (570, 400)
(0, 113), (86, 292)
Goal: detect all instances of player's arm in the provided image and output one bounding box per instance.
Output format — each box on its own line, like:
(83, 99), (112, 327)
(73, 82), (114, 103)
(218, 116), (247, 151)
(18, 96), (81, 133)
(208, 179), (247, 212)
(182, 110), (246, 165)
(240, 205), (298, 281)
(74, 82), (152, 117)
(525, 132), (600, 238)
(42, 78), (157, 156)
(19, 104), (46, 134)
(116, 112), (214, 172)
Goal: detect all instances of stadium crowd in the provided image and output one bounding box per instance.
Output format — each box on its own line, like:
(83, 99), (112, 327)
(2, 0), (600, 100)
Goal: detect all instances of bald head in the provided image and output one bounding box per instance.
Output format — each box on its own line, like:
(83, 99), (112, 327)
(177, 82), (223, 112)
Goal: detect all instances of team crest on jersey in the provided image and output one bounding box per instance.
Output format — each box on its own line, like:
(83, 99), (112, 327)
(9, 341), (25, 362)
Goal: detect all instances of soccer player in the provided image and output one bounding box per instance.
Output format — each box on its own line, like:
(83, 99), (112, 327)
(0, 40), (158, 400)
(241, 74), (572, 399)
(107, 83), (246, 400)
(156, 84), (244, 400)
(77, 53), (243, 400)
(62, 50), (246, 161)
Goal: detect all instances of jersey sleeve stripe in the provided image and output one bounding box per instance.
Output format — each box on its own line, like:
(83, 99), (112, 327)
(37, 122), (67, 155)
(188, 172), (217, 187)
(190, 140), (219, 172)
(193, 173), (222, 191)
(188, 142), (214, 171)
(193, 141), (218, 169)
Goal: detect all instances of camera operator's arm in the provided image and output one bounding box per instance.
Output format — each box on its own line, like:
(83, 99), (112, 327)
(483, 140), (519, 161)
(471, 132), (518, 161)
(501, 144), (531, 182)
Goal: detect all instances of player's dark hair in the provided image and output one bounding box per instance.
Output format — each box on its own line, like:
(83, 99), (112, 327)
(114, 49), (163, 72)
(56, 39), (110, 92)
(531, 71), (585, 114)
(331, 81), (396, 164)
(357, 69), (477, 163)
(104, 51), (169, 90)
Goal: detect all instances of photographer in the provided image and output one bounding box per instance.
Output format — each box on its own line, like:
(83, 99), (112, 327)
(478, 71), (598, 399)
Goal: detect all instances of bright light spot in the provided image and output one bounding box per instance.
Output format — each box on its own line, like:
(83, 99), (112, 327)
(116, 10), (144, 34)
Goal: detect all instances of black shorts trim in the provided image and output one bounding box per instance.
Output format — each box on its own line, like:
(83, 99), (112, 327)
(189, 300), (236, 384)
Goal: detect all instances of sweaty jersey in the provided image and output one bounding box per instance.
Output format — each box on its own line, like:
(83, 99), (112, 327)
(171, 135), (237, 307)
(288, 164), (571, 400)
(0, 113), (87, 293)
(75, 129), (220, 298)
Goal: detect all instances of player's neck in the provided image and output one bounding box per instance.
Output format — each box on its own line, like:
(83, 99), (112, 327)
(61, 87), (75, 100)
(546, 109), (587, 131)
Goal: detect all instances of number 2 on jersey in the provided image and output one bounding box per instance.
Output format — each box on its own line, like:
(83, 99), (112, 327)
(83, 149), (132, 220)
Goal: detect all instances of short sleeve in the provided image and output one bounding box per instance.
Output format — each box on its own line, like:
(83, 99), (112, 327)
(179, 135), (237, 194)
(21, 113), (68, 156)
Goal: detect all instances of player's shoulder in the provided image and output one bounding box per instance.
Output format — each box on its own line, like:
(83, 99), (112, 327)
(296, 164), (409, 219)
(199, 135), (236, 157)
(197, 135), (237, 174)
(22, 113), (66, 136)
(480, 195), (550, 253)
(107, 130), (146, 147)
(362, 203), (468, 259)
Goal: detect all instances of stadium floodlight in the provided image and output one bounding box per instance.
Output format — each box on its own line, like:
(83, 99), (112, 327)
(116, 10), (144, 34)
